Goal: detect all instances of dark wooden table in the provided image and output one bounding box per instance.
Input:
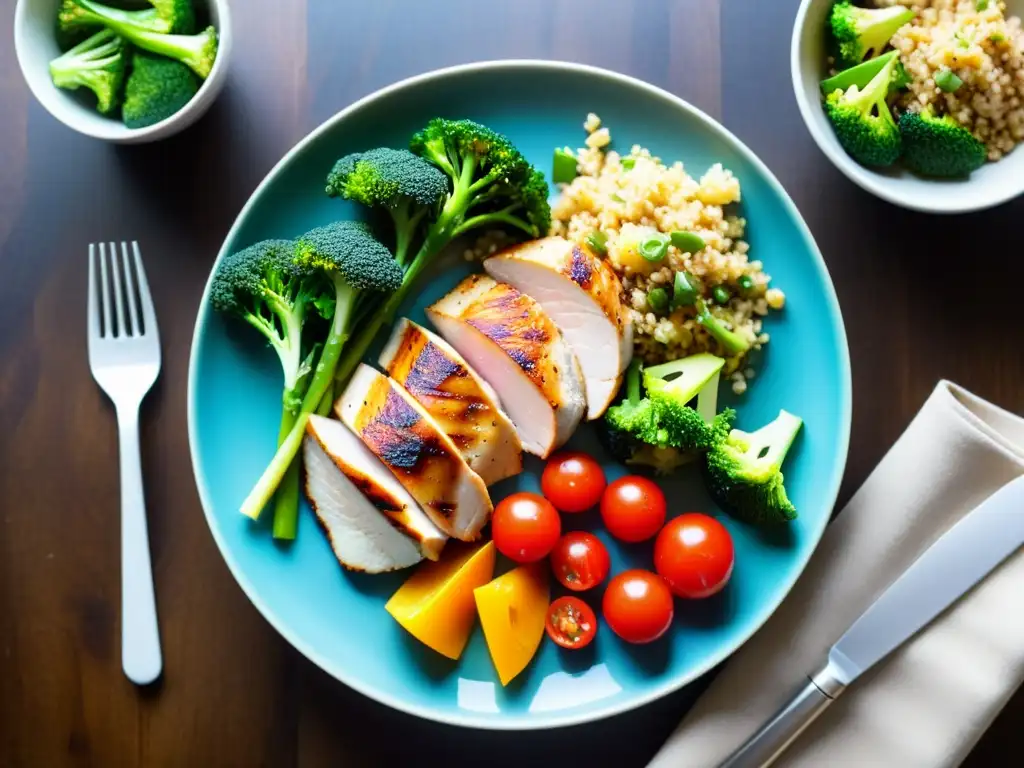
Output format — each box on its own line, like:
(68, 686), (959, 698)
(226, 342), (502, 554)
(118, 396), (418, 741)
(2, 0), (1022, 765)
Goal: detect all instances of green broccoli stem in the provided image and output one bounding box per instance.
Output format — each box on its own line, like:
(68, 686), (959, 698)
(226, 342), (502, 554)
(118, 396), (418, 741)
(271, 406), (301, 539)
(696, 299), (750, 356)
(240, 279), (357, 520)
(625, 359), (642, 404)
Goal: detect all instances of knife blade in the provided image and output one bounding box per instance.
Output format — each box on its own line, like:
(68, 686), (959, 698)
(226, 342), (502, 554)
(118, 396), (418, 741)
(719, 474), (1024, 768)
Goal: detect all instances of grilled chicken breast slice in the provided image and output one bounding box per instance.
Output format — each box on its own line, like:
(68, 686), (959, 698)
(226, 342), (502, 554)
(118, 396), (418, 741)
(379, 318), (522, 486)
(426, 274), (585, 458)
(484, 236), (633, 420)
(303, 415), (447, 572)
(337, 364), (493, 541)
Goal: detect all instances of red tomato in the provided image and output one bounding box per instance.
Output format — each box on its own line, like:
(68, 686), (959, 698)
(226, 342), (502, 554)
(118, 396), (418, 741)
(545, 596), (598, 650)
(491, 492), (561, 563)
(602, 569), (674, 644)
(549, 531), (611, 591)
(654, 513), (735, 599)
(541, 452), (607, 513)
(600, 476), (667, 543)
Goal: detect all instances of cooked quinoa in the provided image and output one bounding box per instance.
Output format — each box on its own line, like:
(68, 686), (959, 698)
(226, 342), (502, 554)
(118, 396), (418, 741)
(545, 115), (785, 394)
(872, 0), (1024, 161)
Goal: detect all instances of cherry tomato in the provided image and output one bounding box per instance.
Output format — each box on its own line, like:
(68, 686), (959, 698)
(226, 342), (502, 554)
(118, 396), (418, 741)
(654, 513), (735, 599)
(600, 476), (667, 543)
(541, 452), (607, 513)
(549, 531), (611, 591)
(602, 569), (674, 644)
(491, 492), (561, 563)
(545, 596), (598, 650)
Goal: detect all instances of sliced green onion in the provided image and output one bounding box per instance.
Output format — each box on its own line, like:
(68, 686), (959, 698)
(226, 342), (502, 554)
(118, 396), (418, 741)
(990, 32), (1006, 43)
(638, 233), (670, 263)
(621, 157), (636, 170)
(671, 271), (700, 309)
(738, 274), (754, 294)
(712, 286), (731, 305)
(610, 193), (625, 203)
(585, 230), (608, 256)
(552, 147), (578, 184)
(976, 0), (989, 11)
(936, 69), (963, 92)
(670, 231), (705, 253)
(647, 287), (669, 314)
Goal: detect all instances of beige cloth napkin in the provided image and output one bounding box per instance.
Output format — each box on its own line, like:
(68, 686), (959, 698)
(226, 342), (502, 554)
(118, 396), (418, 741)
(648, 381), (1024, 768)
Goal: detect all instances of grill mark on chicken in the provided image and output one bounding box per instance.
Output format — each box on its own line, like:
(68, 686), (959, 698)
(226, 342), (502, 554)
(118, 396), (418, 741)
(404, 341), (466, 398)
(567, 245), (594, 288)
(466, 284), (552, 384)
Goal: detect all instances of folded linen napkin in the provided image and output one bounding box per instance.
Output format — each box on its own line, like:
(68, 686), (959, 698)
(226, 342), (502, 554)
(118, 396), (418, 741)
(648, 380), (1024, 768)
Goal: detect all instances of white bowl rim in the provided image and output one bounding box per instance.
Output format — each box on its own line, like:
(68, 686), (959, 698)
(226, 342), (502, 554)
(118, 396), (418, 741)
(790, 0), (1024, 214)
(186, 58), (853, 731)
(13, 0), (232, 142)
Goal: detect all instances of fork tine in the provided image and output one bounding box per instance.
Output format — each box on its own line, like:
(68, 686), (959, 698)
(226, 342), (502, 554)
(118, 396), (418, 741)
(131, 242), (158, 335)
(108, 241), (128, 337)
(99, 243), (113, 338)
(120, 242), (141, 336)
(88, 244), (101, 340)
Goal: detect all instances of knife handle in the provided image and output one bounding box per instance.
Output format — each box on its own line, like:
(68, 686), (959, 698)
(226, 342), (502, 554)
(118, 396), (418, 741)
(718, 662), (848, 768)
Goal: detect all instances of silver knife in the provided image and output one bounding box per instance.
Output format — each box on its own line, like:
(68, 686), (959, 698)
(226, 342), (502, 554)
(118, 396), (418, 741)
(719, 474), (1024, 768)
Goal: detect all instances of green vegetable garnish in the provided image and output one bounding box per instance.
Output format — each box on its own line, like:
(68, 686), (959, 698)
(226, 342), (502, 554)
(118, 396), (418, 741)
(552, 147), (578, 184)
(976, 0), (989, 11)
(670, 231), (705, 253)
(738, 274), (754, 294)
(585, 230), (608, 256)
(610, 193), (625, 203)
(671, 271), (700, 309)
(819, 50), (898, 94)
(639, 233), (670, 263)
(712, 286), (731, 305)
(647, 287), (669, 314)
(622, 157), (636, 170)
(935, 69), (963, 93)
(990, 32), (1006, 43)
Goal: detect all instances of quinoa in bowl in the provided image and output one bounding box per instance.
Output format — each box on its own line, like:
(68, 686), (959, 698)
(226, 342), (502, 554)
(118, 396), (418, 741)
(546, 114), (786, 395)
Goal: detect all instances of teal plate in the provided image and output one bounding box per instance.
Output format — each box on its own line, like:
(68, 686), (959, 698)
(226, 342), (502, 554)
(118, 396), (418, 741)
(188, 61), (851, 729)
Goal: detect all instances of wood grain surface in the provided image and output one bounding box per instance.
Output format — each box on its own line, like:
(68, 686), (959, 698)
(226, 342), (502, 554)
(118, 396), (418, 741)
(1, 0), (1021, 765)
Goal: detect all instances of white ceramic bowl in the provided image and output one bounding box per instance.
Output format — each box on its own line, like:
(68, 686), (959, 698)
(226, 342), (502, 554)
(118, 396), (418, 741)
(14, 0), (232, 143)
(791, 0), (1024, 213)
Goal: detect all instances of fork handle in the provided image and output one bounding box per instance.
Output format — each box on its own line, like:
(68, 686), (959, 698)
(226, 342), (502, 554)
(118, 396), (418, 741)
(117, 405), (162, 685)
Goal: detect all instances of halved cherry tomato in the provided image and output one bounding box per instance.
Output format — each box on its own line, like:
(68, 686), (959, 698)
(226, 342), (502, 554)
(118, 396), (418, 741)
(545, 596), (598, 649)
(541, 452), (607, 513)
(600, 476), (667, 543)
(602, 569), (674, 644)
(549, 531), (611, 591)
(654, 513), (735, 598)
(491, 492), (561, 563)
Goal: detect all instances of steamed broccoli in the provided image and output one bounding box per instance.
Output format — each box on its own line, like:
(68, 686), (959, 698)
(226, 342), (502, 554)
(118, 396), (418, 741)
(704, 409), (803, 525)
(824, 53), (902, 167)
(325, 148), (448, 265)
(122, 50), (199, 128)
(48, 28), (125, 115)
(239, 222), (403, 522)
(59, 0), (195, 37)
(211, 238), (333, 538)
(60, 0), (217, 79)
(898, 107), (987, 178)
(329, 118), (551, 387)
(829, 1), (915, 69)
(601, 356), (731, 473)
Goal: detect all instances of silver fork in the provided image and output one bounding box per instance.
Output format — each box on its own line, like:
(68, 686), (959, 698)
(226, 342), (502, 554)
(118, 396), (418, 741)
(87, 241), (162, 686)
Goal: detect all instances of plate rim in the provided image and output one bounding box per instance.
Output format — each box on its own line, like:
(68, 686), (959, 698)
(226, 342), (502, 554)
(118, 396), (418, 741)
(186, 58), (852, 730)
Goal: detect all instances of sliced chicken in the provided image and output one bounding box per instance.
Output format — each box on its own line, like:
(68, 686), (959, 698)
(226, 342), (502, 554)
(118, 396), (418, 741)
(303, 415), (447, 573)
(484, 236), (633, 420)
(379, 318), (523, 486)
(336, 364), (493, 541)
(426, 275), (585, 458)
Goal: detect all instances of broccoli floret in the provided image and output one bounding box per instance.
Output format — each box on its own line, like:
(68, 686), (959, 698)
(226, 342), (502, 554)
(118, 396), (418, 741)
(898, 107), (987, 178)
(644, 354), (728, 451)
(122, 50), (199, 128)
(330, 118), (550, 386)
(239, 222), (403, 523)
(48, 28), (125, 115)
(704, 409), (803, 525)
(601, 360), (661, 459)
(829, 1), (915, 69)
(824, 54), (902, 167)
(59, 0), (194, 37)
(61, 0), (217, 79)
(325, 148), (448, 265)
